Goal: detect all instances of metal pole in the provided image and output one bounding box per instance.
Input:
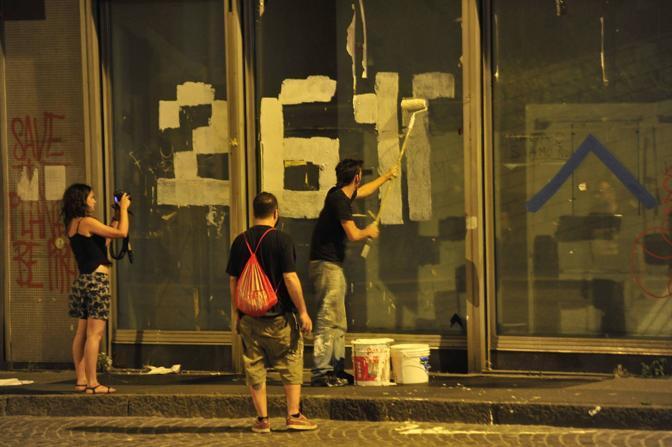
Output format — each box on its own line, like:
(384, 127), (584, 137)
(462, 0), (487, 373)
(225, 0), (250, 373)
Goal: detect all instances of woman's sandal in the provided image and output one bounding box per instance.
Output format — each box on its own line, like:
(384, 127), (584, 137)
(85, 384), (116, 394)
(74, 383), (87, 392)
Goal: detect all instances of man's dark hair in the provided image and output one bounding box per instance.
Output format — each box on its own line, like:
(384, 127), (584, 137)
(253, 191), (278, 218)
(335, 159), (363, 188)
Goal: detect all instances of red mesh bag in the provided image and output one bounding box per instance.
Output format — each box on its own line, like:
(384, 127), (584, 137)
(235, 228), (279, 316)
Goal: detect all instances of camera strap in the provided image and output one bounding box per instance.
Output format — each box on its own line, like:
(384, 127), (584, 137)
(110, 235), (133, 263)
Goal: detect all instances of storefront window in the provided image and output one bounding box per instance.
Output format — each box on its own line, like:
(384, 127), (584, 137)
(255, 0), (464, 334)
(493, 0), (672, 338)
(107, 0), (231, 330)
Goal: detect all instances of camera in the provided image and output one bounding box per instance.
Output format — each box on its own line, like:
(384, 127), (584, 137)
(113, 191), (131, 208)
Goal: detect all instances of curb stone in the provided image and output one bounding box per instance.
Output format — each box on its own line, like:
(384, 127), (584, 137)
(1, 394), (670, 430)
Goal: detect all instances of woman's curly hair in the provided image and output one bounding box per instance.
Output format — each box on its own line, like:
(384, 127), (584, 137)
(61, 183), (91, 228)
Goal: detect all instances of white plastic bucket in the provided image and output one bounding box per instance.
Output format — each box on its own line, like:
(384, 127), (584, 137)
(390, 344), (431, 384)
(351, 338), (394, 386)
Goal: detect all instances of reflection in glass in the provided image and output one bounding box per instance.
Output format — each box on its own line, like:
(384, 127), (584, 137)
(493, 0), (672, 338)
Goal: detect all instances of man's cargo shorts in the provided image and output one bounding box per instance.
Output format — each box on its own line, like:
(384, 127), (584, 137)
(238, 313), (304, 386)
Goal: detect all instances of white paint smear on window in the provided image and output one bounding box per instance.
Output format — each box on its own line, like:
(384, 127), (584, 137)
(282, 190), (330, 219)
(158, 100), (180, 130)
(44, 165), (66, 201)
(405, 110), (432, 221)
(261, 94), (341, 218)
(412, 72), (455, 99)
(176, 81), (215, 106)
(283, 137), (339, 173)
(375, 72), (403, 225)
(17, 167), (39, 201)
(173, 151), (198, 179)
(157, 178), (230, 206)
(260, 98), (285, 192)
(278, 137), (339, 218)
(193, 100), (229, 154)
(353, 93), (377, 124)
(278, 76), (337, 105)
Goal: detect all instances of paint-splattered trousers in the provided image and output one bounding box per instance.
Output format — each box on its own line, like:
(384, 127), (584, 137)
(310, 260), (347, 380)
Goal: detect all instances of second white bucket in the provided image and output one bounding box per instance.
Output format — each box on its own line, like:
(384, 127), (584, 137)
(390, 343), (431, 384)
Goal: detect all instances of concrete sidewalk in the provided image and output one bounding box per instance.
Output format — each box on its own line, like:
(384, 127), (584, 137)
(0, 370), (670, 430)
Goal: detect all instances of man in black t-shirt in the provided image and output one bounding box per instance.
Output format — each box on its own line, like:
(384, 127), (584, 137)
(226, 192), (316, 432)
(309, 159), (398, 386)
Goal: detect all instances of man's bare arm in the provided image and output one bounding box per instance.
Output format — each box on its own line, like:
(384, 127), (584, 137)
(283, 272), (313, 334)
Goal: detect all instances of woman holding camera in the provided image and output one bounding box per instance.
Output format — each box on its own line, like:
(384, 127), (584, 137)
(61, 183), (130, 394)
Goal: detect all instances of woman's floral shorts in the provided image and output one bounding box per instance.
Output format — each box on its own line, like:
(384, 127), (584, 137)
(68, 272), (111, 320)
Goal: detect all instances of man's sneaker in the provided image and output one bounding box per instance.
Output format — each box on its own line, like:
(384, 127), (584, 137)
(311, 374), (347, 387)
(252, 417), (271, 433)
(286, 413), (318, 431)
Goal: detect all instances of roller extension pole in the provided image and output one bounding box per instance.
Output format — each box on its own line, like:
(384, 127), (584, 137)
(361, 98), (428, 258)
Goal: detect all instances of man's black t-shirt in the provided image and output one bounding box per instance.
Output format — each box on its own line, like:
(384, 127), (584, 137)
(309, 187), (356, 263)
(226, 225), (297, 316)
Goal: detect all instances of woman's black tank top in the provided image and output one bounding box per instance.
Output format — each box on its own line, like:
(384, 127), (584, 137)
(68, 219), (112, 274)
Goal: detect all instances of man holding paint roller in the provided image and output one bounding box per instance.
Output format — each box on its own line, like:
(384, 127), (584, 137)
(309, 159), (398, 387)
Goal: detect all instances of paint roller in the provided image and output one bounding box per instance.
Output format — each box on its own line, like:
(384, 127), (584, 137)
(361, 98), (428, 258)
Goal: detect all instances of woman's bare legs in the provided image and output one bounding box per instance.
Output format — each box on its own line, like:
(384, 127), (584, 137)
(72, 319), (88, 390)
(84, 318), (116, 393)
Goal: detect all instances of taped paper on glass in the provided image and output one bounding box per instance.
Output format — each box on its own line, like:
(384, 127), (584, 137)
(176, 81), (215, 106)
(193, 100), (229, 154)
(354, 93), (377, 124)
(17, 167), (39, 201)
(159, 100), (180, 130)
(281, 190), (331, 219)
(173, 152), (198, 179)
(412, 72), (455, 99)
(279, 76), (337, 105)
(260, 98), (285, 192)
(375, 72), (402, 225)
(280, 137), (339, 218)
(358, 0), (368, 79)
(406, 111), (432, 221)
(44, 165), (66, 201)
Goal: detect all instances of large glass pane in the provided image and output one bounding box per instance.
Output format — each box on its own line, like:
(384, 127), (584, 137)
(107, 0), (231, 330)
(493, 0), (672, 338)
(255, 0), (464, 334)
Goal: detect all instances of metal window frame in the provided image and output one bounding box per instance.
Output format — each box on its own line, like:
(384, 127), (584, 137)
(97, 0), (118, 357)
(481, 0), (496, 371)
(463, 0), (488, 373)
(239, 0), (471, 355)
(225, 0), (249, 372)
(79, 0), (110, 355)
(481, 0), (672, 361)
(0, 8), (9, 365)
(96, 0), (249, 358)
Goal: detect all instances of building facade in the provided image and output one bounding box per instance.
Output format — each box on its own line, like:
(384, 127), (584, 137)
(1, 0), (671, 373)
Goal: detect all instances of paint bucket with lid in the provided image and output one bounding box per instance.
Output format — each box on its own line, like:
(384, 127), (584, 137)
(351, 338), (394, 386)
(390, 344), (431, 384)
